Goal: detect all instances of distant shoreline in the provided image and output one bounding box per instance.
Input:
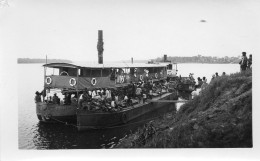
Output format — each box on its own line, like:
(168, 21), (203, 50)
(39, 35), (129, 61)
(17, 57), (239, 64)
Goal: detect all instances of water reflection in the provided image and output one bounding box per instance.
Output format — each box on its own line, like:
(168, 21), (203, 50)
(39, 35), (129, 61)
(31, 103), (176, 149)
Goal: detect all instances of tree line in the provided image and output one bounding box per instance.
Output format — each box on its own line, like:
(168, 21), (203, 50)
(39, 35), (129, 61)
(17, 58), (72, 64)
(154, 55), (240, 64)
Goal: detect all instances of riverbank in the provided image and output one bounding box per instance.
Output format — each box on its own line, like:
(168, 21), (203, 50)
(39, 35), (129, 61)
(116, 69), (252, 148)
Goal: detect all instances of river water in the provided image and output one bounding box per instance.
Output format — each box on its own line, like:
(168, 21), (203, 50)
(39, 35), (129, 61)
(18, 63), (239, 149)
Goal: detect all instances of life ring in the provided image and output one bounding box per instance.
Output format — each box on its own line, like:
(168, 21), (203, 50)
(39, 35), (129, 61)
(155, 73), (158, 78)
(91, 78), (97, 86)
(45, 77), (52, 85)
(140, 75), (143, 81)
(121, 113), (128, 124)
(69, 78), (77, 86)
(120, 76), (124, 83)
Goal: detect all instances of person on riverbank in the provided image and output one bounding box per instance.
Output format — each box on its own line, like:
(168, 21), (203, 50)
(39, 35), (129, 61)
(247, 54), (252, 69)
(195, 77), (203, 89)
(201, 77), (208, 91)
(239, 52), (248, 72)
(211, 74), (215, 82)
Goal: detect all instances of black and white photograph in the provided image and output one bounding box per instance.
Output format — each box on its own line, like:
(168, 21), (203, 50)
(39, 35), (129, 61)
(0, 0), (259, 160)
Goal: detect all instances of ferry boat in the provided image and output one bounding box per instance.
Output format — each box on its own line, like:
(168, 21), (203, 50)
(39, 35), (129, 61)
(35, 30), (179, 130)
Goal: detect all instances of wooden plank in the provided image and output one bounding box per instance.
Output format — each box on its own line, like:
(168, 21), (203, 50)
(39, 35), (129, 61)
(149, 100), (188, 103)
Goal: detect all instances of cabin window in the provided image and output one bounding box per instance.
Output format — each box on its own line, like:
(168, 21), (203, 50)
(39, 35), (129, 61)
(154, 67), (159, 73)
(82, 68), (91, 77)
(146, 68), (152, 73)
(110, 69), (116, 80)
(46, 67), (59, 76)
(67, 68), (77, 76)
(91, 69), (102, 77)
(130, 68), (135, 75)
(101, 69), (111, 77)
(60, 67), (68, 75)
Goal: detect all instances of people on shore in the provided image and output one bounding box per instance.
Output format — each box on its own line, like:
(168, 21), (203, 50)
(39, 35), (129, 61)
(201, 77), (208, 91)
(247, 54), (252, 69)
(239, 52), (248, 72)
(195, 77), (203, 89)
(211, 74), (215, 81)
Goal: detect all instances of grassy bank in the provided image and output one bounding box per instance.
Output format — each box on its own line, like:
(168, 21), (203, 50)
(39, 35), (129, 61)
(116, 70), (252, 148)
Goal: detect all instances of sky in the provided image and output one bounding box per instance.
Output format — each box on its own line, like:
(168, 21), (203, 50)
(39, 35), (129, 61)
(1, 0), (260, 62)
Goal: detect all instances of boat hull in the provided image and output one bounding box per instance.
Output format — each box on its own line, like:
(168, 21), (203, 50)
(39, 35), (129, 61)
(36, 102), (77, 123)
(77, 92), (176, 131)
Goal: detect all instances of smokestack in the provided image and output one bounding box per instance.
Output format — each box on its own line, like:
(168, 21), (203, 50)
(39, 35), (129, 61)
(97, 30), (104, 64)
(131, 57), (133, 64)
(164, 55), (167, 62)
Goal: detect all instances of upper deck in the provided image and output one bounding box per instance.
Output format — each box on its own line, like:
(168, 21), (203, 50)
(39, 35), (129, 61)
(43, 62), (176, 90)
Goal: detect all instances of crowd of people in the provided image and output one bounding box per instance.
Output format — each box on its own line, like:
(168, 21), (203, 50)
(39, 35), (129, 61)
(78, 80), (169, 112)
(239, 52), (252, 72)
(35, 80), (171, 112)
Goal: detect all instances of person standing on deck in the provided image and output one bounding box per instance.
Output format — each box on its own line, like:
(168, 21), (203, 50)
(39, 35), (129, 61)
(53, 93), (59, 104)
(136, 85), (142, 103)
(131, 82), (136, 98)
(34, 91), (42, 103)
(107, 89), (112, 100)
(239, 52), (248, 72)
(91, 90), (96, 98)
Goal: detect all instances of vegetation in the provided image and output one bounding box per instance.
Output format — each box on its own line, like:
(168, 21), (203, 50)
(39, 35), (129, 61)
(17, 58), (72, 64)
(154, 55), (240, 64)
(116, 69), (252, 148)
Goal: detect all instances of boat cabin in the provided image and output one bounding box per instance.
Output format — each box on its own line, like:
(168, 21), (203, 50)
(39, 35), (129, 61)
(43, 62), (174, 91)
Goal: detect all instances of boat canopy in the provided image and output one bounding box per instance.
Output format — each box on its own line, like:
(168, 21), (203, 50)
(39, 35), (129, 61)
(43, 62), (167, 69)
